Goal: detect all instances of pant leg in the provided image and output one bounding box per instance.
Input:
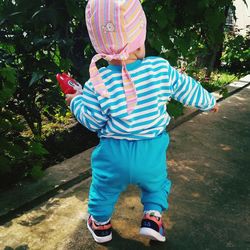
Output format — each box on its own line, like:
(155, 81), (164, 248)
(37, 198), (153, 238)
(131, 132), (171, 212)
(141, 164), (171, 212)
(88, 138), (129, 222)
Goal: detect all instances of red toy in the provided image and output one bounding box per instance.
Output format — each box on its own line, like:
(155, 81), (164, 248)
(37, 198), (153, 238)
(56, 73), (83, 94)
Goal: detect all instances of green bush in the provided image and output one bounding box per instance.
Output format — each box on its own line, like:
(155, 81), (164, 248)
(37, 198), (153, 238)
(0, 65), (48, 187)
(0, 0), (246, 187)
(0, 0), (88, 186)
(221, 32), (250, 74)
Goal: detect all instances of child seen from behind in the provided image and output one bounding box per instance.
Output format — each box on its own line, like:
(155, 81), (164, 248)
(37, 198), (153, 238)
(64, 0), (218, 243)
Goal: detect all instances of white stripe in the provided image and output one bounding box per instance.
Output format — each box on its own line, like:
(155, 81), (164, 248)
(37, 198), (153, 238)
(81, 97), (100, 112)
(105, 75), (170, 97)
(104, 67), (169, 86)
(111, 113), (166, 132)
(79, 109), (86, 125)
(198, 87), (205, 108)
(190, 84), (199, 107)
(84, 112), (99, 130)
(74, 105), (82, 116)
(127, 112), (160, 125)
(70, 57), (189, 140)
(105, 88), (170, 112)
(111, 99), (158, 116)
(105, 120), (129, 134)
(174, 77), (189, 99)
(179, 77), (194, 104)
(116, 108), (160, 126)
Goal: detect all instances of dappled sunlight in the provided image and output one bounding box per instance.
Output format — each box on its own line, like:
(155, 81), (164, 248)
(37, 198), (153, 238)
(0, 150), (91, 222)
(168, 158), (208, 186)
(123, 196), (141, 210)
(234, 96), (246, 101)
(219, 144), (232, 151)
(179, 175), (190, 182)
(168, 159), (178, 169)
(64, 185), (171, 249)
(164, 215), (175, 230)
(204, 162), (210, 167)
(169, 159), (198, 172)
(197, 175), (205, 182)
(113, 218), (142, 241)
(191, 192), (201, 198)
(229, 81), (247, 88)
(213, 92), (221, 98)
(0, 196), (88, 250)
(214, 170), (233, 178)
(17, 213), (47, 227)
(183, 166), (196, 172)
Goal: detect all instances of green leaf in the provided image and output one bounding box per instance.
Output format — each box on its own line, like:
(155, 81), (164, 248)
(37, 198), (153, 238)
(0, 66), (17, 84)
(156, 9), (168, 30)
(0, 137), (11, 153)
(0, 66), (17, 106)
(31, 9), (43, 19)
(167, 100), (184, 118)
(0, 117), (11, 132)
(148, 32), (162, 53)
(29, 141), (48, 156)
(60, 58), (73, 71)
(7, 144), (24, 160)
(0, 88), (14, 104)
(29, 72), (44, 87)
(65, 0), (84, 19)
(0, 18), (6, 26)
(0, 155), (11, 174)
(9, 12), (23, 17)
(30, 164), (44, 180)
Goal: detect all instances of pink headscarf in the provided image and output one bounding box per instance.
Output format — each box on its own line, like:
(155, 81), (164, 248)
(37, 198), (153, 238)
(85, 0), (147, 113)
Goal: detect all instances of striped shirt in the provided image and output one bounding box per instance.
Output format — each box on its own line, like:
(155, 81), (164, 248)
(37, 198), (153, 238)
(70, 56), (216, 140)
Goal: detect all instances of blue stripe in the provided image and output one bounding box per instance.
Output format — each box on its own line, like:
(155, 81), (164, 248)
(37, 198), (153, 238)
(69, 56), (216, 140)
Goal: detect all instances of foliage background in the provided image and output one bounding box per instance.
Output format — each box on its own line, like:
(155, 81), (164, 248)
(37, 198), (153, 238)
(0, 0), (249, 187)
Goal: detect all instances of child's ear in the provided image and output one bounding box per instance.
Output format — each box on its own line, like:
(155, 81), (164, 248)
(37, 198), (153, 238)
(135, 45), (145, 59)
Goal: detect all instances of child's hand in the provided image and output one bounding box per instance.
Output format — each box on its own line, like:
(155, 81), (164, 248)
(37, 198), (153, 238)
(210, 103), (219, 113)
(65, 93), (80, 106)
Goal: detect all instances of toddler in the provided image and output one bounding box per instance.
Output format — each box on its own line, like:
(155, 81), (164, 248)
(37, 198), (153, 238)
(65, 0), (218, 243)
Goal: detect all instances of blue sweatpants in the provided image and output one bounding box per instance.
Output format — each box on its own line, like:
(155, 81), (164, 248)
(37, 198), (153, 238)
(88, 132), (171, 222)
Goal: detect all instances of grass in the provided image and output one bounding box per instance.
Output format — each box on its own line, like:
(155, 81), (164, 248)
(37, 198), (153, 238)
(201, 71), (238, 92)
(167, 70), (238, 119)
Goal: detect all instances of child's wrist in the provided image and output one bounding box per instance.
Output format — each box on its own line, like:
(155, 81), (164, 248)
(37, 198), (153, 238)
(66, 93), (80, 106)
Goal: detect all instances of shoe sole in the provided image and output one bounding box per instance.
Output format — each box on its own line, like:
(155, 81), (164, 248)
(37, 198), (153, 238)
(140, 227), (166, 242)
(87, 220), (112, 243)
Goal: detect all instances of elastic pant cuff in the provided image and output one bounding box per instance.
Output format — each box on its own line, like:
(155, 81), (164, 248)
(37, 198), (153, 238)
(143, 203), (163, 213)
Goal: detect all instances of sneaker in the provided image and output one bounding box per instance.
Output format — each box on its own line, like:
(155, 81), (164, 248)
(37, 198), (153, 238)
(87, 215), (112, 243)
(139, 211), (166, 242)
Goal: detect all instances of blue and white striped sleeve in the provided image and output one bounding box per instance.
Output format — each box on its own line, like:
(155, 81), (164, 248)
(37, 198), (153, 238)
(167, 63), (216, 111)
(69, 82), (108, 132)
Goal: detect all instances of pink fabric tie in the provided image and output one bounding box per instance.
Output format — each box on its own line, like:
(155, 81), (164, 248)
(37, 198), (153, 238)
(121, 61), (137, 113)
(89, 50), (138, 113)
(86, 0), (146, 113)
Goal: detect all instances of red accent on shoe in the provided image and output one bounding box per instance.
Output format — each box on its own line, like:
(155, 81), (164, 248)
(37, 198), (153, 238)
(88, 217), (112, 230)
(143, 213), (163, 228)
